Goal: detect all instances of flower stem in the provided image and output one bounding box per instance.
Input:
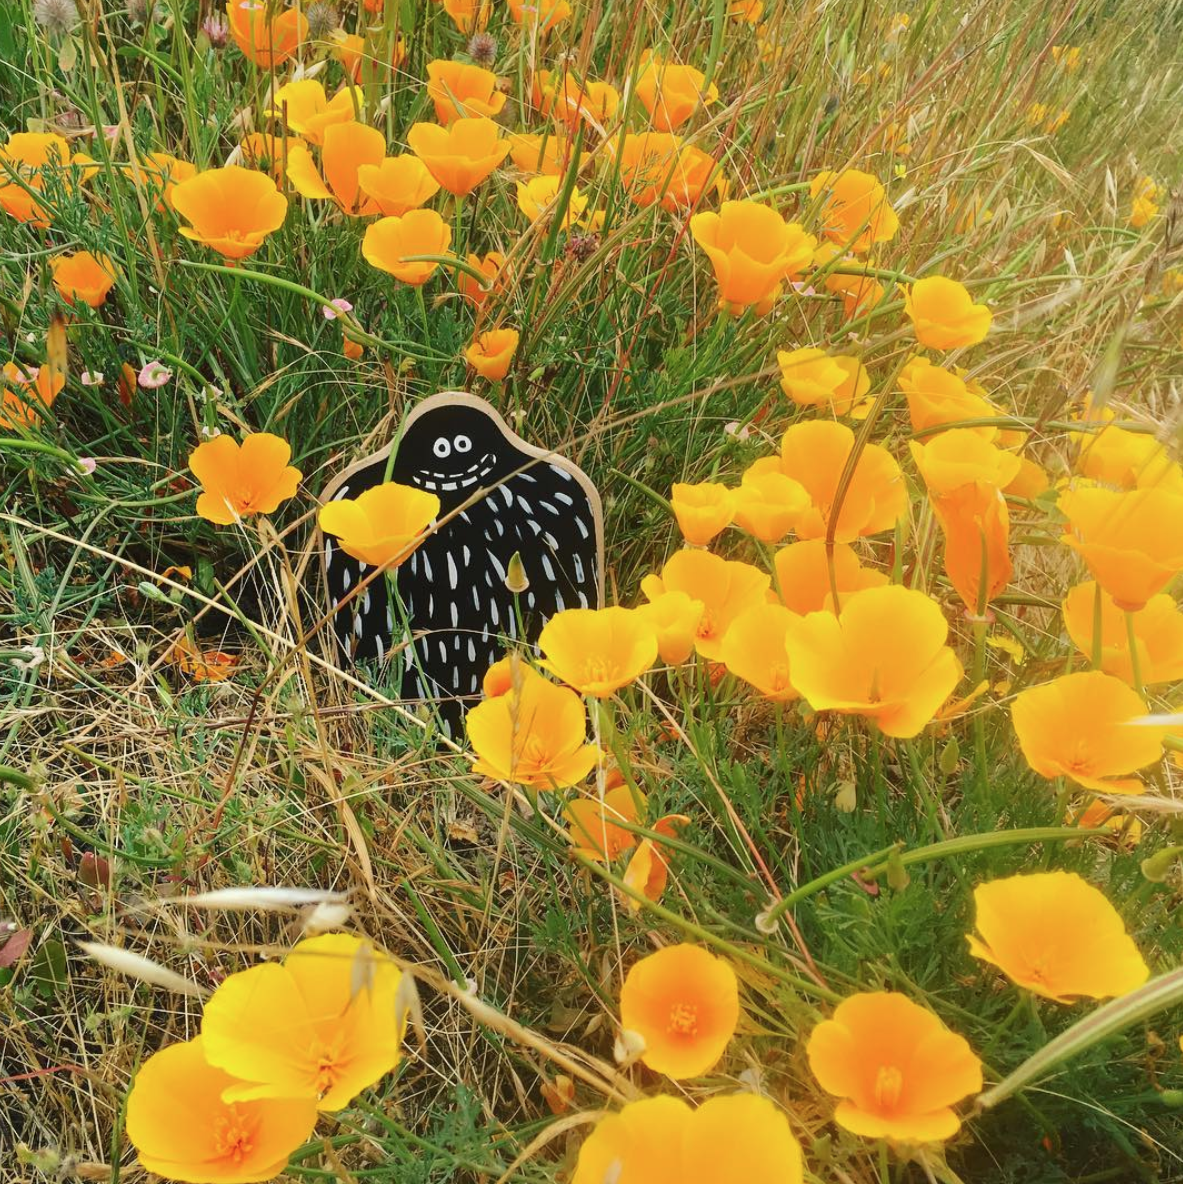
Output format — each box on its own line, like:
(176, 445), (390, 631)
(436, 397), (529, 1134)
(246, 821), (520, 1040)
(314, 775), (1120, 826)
(1125, 610), (1144, 696)
(970, 617), (989, 792)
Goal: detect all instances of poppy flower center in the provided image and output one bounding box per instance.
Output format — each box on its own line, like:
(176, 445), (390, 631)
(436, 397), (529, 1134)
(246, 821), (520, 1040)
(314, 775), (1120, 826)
(314, 1032), (348, 1094)
(667, 1001), (699, 1036)
(581, 656), (621, 684)
(522, 734), (552, 765)
(213, 1107), (255, 1164)
(872, 1064), (904, 1111)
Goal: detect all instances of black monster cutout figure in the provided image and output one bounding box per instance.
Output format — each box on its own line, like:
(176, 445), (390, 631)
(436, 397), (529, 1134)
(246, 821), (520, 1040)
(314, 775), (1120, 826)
(320, 392), (604, 732)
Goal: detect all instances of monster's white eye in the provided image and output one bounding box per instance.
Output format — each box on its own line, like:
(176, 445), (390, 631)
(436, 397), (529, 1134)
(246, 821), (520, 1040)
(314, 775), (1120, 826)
(453, 434), (472, 453)
(433, 437), (451, 459)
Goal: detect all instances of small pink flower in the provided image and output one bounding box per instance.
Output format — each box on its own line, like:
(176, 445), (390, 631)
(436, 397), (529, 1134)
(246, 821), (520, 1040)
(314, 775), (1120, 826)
(76, 457), (97, 475)
(322, 298), (354, 321)
(103, 125), (120, 142)
(201, 12), (229, 45)
(81, 370), (104, 386)
(138, 361), (173, 389)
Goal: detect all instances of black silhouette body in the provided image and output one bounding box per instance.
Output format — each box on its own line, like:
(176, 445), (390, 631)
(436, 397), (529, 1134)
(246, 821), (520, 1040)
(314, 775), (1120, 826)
(321, 393), (603, 732)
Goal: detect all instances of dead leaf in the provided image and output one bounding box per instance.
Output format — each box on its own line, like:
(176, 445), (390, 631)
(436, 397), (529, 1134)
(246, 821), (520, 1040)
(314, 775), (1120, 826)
(0, 927), (32, 968)
(166, 636), (239, 682)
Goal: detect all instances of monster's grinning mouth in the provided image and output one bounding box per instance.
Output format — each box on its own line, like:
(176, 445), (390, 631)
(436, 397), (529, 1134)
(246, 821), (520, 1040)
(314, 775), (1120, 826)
(411, 452), (496, 493)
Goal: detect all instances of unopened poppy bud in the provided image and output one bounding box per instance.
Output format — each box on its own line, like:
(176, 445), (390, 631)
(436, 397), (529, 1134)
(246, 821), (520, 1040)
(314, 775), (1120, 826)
(885, 849), (910, 892)
(505, 551), (529, 594)
(1140, 846), (1181, 883)
(939, 736), (961, 774)
(833, 780), (857, 812)
(614, 1027), (646, 1064)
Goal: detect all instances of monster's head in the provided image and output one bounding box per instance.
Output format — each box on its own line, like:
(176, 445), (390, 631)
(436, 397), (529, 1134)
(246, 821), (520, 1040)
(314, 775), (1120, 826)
(394, 395), (526, 498)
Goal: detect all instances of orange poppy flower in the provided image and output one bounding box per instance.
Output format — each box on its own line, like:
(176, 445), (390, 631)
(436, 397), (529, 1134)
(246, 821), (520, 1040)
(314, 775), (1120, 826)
(813, 243), (885, 317)
(126, 1037), (318, 1184)
(426, 60), (506, 124)
(572, 1094), (803, 1184)
(266, 80), (358, 146)
(898, 356), (1000, 437)
(171, 166), (288, 260)
(618, 814), (687, 911)
(464, 328), (519, 381)
(537, 606), (659, 697)
(731, 469), (810, 543)
(0, 360), (66, 429)
(1011, 670), (1164, 795)
(516, 174), (589, 228)
(807, 992), (982, 1142)
(1129, 177), (1158, 228)
(830, 269), (885, 318)
(635, 590), (705, 665)
(441, 0), (491, 32)
(507, 132), (589, 176)
(670, 481), (736, 546)
(1071, 798), (1143, 847)
(765, 420), (906, 542)
(634, 55), (719, 132)
(355, 154), (440, 216)
(642, 550), (771, 660)
(286, 122), (386, 215)
(621, 834), (672, 909)
(1059, 485), (1183, 610)
(188, 433), (302, 526)
(730, 0), (764, 21)
(772, 539), (888, 614)
(809, 169), (900, 254)
(317, 481), (439, 568)
(932, 481), (1012, 614)
(1062, 581), (1183, 686)
(968, 871), (1150, 1003)
(783, 584), (964, 738)
(911, 431), (1022, 612)
(506, 0), (570, 31)
(721, 603), (799, 700)
(457, 250), (509, 306)
(689, 200), (817, 316)
(50, 251), (117, 308)
(566, 783), (646, 860)
(904, 276), (992, 350)
(1073, 420), (1182, 491)
(239, 131), (306, 184)
(0, 132), (96, 226)
(466, 668), (598, 789)
(619, 944), (739, 1079)
(532, 70), (620, 128)
(226, 0), (307, 68)
(910, 429), (1021, 494)
(614, 133), (724, 212)
(140, 152), (197, 211)
(361, 209), (452, 285)
(201, 933), (407, 1111)
(481, 653), (538, 699)
(407, 117), (510, 196)
(777, 347), (870, 414)
(1005, 456), (1050, 499)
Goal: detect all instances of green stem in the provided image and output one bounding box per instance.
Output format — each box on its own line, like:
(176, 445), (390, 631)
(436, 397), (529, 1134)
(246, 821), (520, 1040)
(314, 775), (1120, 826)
(0, 764), (36, 789)
(1125, 610), (1144, 697)
(1091, 581), (1104, 667)
(970, 617), (989, 791)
